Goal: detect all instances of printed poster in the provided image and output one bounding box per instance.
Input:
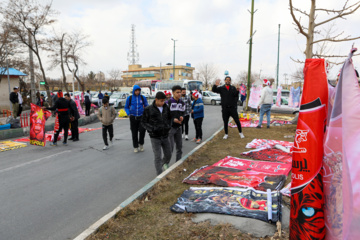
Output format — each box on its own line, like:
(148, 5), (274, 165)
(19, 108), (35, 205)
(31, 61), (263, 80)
(30, 103), (51, 147)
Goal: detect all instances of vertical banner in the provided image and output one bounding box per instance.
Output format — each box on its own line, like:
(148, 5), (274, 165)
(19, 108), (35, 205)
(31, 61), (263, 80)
(30, 103), (51, 147)
(323, 48), (360, 240)
(276, 86), (282, 107)
(290, 59), (328, 239)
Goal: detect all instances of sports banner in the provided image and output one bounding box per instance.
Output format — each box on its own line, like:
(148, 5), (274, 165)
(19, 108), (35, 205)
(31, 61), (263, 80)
(0, 141), (27, 152)
(290, 59), (328, 239)
(276, 86), (282, 107)
(246, 138), (293, 150)
(170, 187), (282, 223)
(248, 85), (262, 108)
(30, 103), (52, 147)
(241, 148), (292, 164)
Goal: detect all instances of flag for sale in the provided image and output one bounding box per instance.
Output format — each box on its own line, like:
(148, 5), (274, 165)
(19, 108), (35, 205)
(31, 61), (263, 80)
(30, 103), (51, 147)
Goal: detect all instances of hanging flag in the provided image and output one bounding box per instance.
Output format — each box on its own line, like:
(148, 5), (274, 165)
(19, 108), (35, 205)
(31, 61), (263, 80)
(323, 48), (360, 240)
(290, 59), (328, 239)
(276, 86), (282, 107)
(30, 103), (51, 147)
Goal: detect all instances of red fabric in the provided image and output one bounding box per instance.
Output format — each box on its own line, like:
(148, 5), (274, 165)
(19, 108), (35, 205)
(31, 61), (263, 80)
(225, 85), (230, 90)
(29, 103), (51, 147)
(57, 92), (63, 98)
(241, 148), (292, 164)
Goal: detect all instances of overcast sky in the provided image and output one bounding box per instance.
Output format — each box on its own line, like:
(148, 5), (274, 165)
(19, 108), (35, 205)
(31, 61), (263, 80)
(36, 0), (360, 83)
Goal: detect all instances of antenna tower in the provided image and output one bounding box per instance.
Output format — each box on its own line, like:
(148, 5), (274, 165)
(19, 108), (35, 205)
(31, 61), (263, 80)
(127, 24), (139, 65)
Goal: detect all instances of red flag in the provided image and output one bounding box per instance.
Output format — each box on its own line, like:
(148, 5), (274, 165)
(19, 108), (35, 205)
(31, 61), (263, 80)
(30, 103), (51, 147)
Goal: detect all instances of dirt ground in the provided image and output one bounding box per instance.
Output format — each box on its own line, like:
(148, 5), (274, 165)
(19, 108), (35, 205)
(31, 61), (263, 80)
(88, 113), (296, 240)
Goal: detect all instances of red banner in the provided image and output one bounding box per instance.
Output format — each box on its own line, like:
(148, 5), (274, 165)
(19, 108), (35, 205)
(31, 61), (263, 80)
(241, 148), (292, 164)
(30, 103), (51, 147)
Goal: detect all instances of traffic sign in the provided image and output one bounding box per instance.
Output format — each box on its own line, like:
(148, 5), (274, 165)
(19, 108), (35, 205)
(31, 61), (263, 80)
(40, 82), (45, 85)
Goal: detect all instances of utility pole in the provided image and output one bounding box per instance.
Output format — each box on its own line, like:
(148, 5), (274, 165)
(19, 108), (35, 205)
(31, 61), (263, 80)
(276, 24), (281, 88)
(283, 73), (288, 88)
(28, 31), (36, 104)
(171, 38), (177, 80)
(245, 0), (256, 110)
(5, 43), (12, 111)
(160, 62), (162, 80)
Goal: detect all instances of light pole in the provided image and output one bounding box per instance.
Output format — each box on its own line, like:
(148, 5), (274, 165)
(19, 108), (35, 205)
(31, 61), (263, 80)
(5, 43), (12, 111)
(171, 38), (177, 80)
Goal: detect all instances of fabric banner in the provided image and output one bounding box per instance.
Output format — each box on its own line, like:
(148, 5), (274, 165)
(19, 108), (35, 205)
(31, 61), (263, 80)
(323, 49), (360, 240)
(288, 86), (301, 108)
(276, 86), (282, 107)
(248, 85), (262, 108)
(0, 141), (27, 152)
(170, 187), (282, 223)
(75, 98), (85, 115)
(280, 183), (291, 197)
(241, 148), (292, 164)
(246, 139), (293, 150)
(30, 103), (52, 147)
(290, 58), (328, 239)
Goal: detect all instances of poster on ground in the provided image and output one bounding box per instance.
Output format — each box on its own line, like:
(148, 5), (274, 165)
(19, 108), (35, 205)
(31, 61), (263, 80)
(0, 141), (27, 152)
(30, 103), (51, 147)
(241, 148), (292, 164)
(170, 187), (282, 223)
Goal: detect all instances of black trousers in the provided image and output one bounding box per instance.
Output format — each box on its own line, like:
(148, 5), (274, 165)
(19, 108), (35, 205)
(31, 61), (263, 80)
(85, 101), (91, 116)
(71, 118), (79, 140)
(130, 115), (146, 148)
(54, 115), (70, 143)
(181, 115), (190, 135)
(222, 107), (242, 134)
(18, 104), (23, 116)
(102, 124), (113, 146)
(194, 117), (203, 140)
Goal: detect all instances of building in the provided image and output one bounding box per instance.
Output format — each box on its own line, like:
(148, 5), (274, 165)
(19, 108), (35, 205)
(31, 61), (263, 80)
(121, 64), (195, 84)
(0, 68), (27, 111)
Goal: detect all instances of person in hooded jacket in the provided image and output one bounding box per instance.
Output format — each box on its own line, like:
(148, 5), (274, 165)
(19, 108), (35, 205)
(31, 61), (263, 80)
(125, 85), (149, 152)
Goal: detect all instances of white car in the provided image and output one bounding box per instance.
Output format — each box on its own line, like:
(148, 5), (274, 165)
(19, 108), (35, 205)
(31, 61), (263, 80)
(202, 91), (221, 105)
(109, 92), (130, 108)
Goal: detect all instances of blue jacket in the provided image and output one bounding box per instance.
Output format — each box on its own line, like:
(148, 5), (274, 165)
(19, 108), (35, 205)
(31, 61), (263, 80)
(125, 85), (149, 116)
(191, 98), (204, 119)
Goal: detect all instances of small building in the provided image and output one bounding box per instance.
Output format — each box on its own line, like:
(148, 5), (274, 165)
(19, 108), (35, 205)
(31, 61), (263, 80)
(0, 68), (27, 111)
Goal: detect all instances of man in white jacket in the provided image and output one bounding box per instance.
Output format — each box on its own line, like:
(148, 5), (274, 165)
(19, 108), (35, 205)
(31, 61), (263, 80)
(256, 79), (273, 129)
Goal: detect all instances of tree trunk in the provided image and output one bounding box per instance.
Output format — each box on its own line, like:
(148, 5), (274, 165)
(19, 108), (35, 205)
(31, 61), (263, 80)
(60, 34), (69, 93)
(305, 0), (316, 59)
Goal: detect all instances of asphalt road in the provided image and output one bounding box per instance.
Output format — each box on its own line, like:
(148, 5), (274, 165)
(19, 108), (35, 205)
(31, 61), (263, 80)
(0, 105), (224, 240)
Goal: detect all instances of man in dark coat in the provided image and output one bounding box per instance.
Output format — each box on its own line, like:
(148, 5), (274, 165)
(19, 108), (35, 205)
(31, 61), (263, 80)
(65, 93), (80, 141)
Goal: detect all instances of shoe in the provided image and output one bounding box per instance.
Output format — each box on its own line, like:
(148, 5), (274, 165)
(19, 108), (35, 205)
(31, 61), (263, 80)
(110, 139), (113, 145)
(191, 138), (197, 142)
(163, 163), (169, 170)
(267, 126), (270, 129)
(50, 142), (57, 146)
(73, 138), (79, 142)
(182, 133), (185, 139)
(196, 139), (202, 144)
(62, 142), (68, 146)
(103, 145), (109, 150)
(68, 137), (74, 140)
(185, 135), (189, 141)
(240, 132), (245, 138)
(256, 126), (261, 129)
(134, 148), (139, 153)
(139, 145), (144, 152)
(223, 134), (228, 139)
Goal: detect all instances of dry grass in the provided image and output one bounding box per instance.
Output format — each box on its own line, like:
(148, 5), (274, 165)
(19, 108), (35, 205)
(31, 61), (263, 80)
(88, 113), (296, 240)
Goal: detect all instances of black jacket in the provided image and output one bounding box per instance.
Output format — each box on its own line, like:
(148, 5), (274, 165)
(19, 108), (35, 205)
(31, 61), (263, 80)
(10, 92), (19, 104)
(167, 97), (185, 128)
(69, 99), (80, 120)
(212, 84), (239, 108)
(46, 98), (70, 117)
(141, 101), (171, 138)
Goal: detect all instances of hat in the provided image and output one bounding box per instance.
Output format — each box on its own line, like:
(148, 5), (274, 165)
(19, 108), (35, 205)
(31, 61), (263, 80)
(263, 79), (270, 86)
(192, 91), (200, 98)
(164, 90), (171, 96)
(14, 86), (19, 90)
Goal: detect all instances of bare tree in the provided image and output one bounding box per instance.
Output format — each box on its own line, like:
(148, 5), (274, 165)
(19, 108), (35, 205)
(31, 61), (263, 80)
(1, 0), (58, 106)
(197, 63), (218, 90)
(289, 0), (360, 59)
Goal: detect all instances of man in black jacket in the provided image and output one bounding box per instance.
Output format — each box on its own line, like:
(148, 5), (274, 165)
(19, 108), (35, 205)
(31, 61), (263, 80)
(141, 92), (172, 175)
(9, 87), (19, 118)
(65, 93), (80, 141)
(212, 76), (245, 139)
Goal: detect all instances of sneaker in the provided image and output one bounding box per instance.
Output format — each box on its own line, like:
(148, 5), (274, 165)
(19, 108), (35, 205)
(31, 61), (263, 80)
(68, 137), (74, 140)
(191, 138), (197, 142)
(182, 133), (185, 139)
(110, 139), (113, 145)
(196, 139), (202, 144)
(163, 163), (169, 170)
(185, 135), (189, 141)
(267, 126), (270, 129)
(223, 134), (228, 139)
(50, 142), (57, 146)
(240, 132), (245, 138)
(73, 139), (79, 142)
(103, 145), (109, 150)
(134, 148), (139, 153)
(62, 142), (68, 146)
(256, 125), (261, 129)
(139, 145), (144, 152)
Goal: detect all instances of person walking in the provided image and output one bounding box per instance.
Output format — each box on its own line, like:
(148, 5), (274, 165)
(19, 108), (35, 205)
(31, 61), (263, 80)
(125, 85), (149, 153)
(256, 79), (273, 129)
(97, 97), (116, 150)
(181, 87), (191, 140)
(141, 92), (172, 175)
(98, 91), (104, 107)
(212, 76), (245, 139)
(191, 91), (204, 144)
(84, 90), (91, 116)
(17, 89), (23, 116)
(65, 93), (80, 141)
(167, 85), (185, 161)
(44, 91), (71, 146)
(9, 86), (19, 118)
(36, 94), (49, 107)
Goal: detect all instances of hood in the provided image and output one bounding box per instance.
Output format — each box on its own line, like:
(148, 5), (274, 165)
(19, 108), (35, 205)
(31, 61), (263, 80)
(132, 85), (141, 95)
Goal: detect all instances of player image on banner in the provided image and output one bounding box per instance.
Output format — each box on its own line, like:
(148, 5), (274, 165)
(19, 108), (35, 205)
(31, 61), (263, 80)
(30, 103), (52, 147)
(290, 59), (328, 240)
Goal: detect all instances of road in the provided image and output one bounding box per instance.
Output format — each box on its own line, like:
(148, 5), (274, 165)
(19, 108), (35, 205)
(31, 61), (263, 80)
(0, 105), (224, 240)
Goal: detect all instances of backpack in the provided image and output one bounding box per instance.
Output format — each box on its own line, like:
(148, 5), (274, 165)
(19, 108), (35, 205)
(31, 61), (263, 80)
(129, 95), (145, 107)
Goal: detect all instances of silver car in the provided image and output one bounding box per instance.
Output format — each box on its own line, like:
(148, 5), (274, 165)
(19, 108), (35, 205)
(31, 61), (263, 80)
(109, 92), (130, 108)
(202, 91), (221, 105)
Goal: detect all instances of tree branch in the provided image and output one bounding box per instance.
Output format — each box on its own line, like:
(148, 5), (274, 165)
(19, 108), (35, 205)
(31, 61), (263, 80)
(315, 2), (360, 27)
(313, 35), (360, 44)
(289, 0), (309, 38)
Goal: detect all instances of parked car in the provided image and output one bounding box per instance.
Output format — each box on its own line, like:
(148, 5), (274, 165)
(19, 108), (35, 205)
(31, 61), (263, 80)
(109, 92), (130, 108)
(202, 91), (221, 105)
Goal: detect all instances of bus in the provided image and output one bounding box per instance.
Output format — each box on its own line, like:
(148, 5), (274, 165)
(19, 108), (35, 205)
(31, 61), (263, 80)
(154, 80), (203, 95)
(134, 80), (161, 96)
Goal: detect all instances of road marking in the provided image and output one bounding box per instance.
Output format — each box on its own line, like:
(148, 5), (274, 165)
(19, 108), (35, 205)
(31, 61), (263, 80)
(0, 150), (71, 174)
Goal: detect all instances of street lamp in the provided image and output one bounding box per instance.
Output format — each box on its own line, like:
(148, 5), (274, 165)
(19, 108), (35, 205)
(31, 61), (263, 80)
(171, 38), (177, 80)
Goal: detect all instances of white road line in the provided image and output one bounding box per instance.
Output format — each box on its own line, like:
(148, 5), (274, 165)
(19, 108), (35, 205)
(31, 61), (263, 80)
(0, 150), (71, 174)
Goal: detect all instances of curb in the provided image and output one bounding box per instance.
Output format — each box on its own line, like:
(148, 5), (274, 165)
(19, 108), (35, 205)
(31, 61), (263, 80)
(73, 125), (225, 240)
(0, 113), (99, 140)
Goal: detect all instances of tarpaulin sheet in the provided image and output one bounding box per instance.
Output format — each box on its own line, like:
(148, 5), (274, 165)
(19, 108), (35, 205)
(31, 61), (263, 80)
(241, 148), (292, 164)
(170, 187), (282, 223)
(30, 103), (52, 147)
(246, 139), (294, 149)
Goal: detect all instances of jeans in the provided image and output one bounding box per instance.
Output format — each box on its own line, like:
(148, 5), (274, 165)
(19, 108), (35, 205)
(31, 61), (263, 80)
(258, 104), (272, 127)
(71, 119), (79, 140)
(194, 117), (203, 139)
(150, 137), (172, 175)
(168, 127), (182, 161)
(181, 115), (190, 135)
(102, 124), (114, 146)
(130, 115), (146, 148)
(222, 107), (242, 134)
(54, 115), (70, 143)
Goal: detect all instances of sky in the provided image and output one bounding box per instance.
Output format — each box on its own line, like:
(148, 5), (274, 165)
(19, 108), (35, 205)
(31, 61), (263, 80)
(29, 0), (360, 84)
